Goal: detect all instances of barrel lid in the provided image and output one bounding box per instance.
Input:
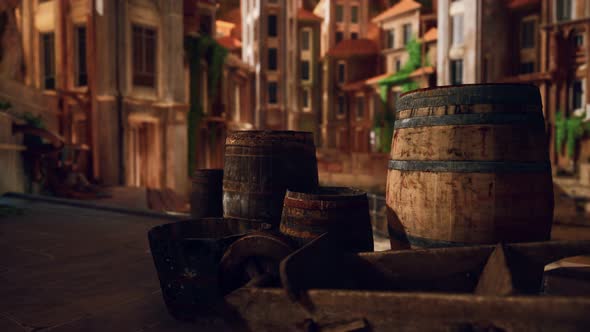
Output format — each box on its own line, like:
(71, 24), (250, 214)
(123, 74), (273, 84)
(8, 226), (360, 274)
(396, 84), (541, 111)
(286, 186), (366, 201)
(226, 130), (315, 146)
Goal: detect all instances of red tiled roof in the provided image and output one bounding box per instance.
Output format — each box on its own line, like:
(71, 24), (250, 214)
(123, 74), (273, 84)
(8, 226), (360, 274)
(422, 27), (437, 43)
(366, 22), (381, 46)
(326, 39), (379, 58)
(372, 0), (421, 23)
(507, 0), (540, 9)
(297, 8), (323, 21)
(217, 36), (242, 50)
(219, 7), (242, 38)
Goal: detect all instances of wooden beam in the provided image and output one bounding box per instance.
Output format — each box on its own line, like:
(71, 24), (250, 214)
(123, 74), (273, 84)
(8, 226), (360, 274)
(225, 288), (590, 332)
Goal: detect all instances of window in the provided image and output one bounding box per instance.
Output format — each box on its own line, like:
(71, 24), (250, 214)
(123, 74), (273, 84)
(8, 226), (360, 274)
(335, 31), (344, 44)
(402, 24), (412, 45)
(268, 82), (278, 104)
(268, 48), (277, 70)
(450, 59), (463, 85)
(75, 26), (87, 86)
(356, 96), (364, 119)
(41, 32), (55, 90)
(395, 58), (401, 72)
(351, 6), (359, 23)
(335, 4), (344, 22)
(520, 62), (535, 74)
(301, 29), (310, 51)
(573, 80), (583, 110)
(200, 15), (212, 35)
(351, 32), (358, 40)
(302, 88), (310, 110)
(556, 0), (572, 22)
(337, 94), (346, 116)
(268, 15), (277, 37)
(337, 62), (345, 83)
(521, 19), (536, 49)
(301, 60), (310, 80)
(451, 14), (464, 46)
(132, 25), (157, 87)
(387, 29), (395, 49)
(574, 32), (584, 49)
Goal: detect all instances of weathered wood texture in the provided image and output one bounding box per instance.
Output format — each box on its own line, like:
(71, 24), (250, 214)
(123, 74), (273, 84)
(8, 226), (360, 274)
(223, 131), (319, 226)
(190, 169), (223, 218)
(225, 288), (590, 332)
(280, 187), (374, 252)
(387, 84), (554, 249)
(280, 234), (590, 300)
(219, 232), (294, 294)
(543, 267), (590, 296)
(148, 218), (269, 321)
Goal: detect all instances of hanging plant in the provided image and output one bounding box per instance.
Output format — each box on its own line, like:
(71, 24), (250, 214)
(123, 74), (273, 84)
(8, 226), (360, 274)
(185, 35), (229, 174)
(374, 38), (423, 153)
(555, 112), (566, 155)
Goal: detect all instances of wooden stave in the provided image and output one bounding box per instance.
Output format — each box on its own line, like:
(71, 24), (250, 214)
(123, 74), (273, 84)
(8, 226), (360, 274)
(190, 169), (223, 219)
(222, 131), (319, 226)
(280, 188), (374, 252)
(387, 85), (553, 249)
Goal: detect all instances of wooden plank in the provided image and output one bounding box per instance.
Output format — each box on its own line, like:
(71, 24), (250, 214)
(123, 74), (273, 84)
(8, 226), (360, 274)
(474, 244), (515, 296)
(225, 288), (590, 332)
(280, 238), (590, 298)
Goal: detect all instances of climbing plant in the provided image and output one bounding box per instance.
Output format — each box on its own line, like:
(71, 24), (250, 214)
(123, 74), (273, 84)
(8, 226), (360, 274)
(185, 35), (228, 175)
(555, 111), (590, 158)
(373, 38), (424, 153)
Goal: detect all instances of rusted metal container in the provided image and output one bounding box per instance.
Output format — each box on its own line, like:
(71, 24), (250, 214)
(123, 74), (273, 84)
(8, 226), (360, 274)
(280, 187), (374, 252)
(190, 169), (223, 219)
(387, 84), (554, 249)
(223, 130), (319, 227)
(147, 218), (269, 321)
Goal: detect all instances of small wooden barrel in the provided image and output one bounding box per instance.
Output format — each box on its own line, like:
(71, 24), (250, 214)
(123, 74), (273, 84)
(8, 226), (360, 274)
(147, 218), (270, 321)
(223, 130), (319, 227)
(387, 84), (553, 249)
(280, 187), (374, 252)
(190, 169), (223, 219)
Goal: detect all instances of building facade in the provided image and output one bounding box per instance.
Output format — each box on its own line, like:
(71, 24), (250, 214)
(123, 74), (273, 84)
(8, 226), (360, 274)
(0, 0), (255, 196)
(437, 0), (590, 178)
(295, 7), (323, 143)
(241, 0), (299, 130)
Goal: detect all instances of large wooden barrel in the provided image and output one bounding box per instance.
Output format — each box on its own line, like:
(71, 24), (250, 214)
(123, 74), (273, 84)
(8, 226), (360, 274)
(387, 84), (553, 249)
(190, 169), (223, 219)
(280, 187), (374, 252)
(223, 130), (319, 226)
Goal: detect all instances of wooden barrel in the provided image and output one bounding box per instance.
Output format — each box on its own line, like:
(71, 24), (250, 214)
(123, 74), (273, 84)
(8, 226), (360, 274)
(147, 218), (270, 320)
(190, 169), (223, 219)
(223, 130), (319, 226)
(280, 187), (374, 252)
(387, 84), (553, 249)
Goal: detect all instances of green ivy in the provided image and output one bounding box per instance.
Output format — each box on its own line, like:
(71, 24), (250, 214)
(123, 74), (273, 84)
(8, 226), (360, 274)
(555, 111), (590, 158)
(185, 35), (228, 175)
(374, 38), (423, 153)
(555, 112), (566, 155)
